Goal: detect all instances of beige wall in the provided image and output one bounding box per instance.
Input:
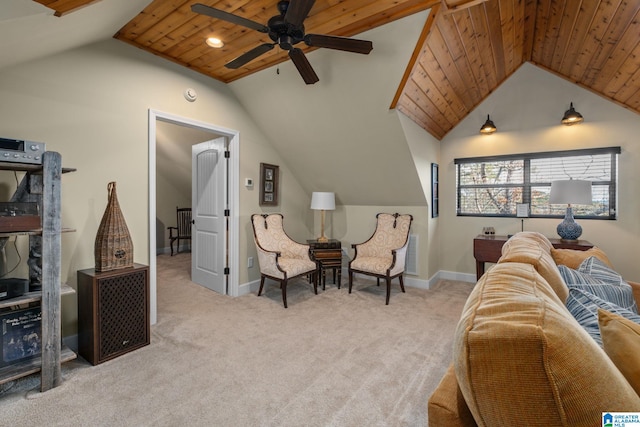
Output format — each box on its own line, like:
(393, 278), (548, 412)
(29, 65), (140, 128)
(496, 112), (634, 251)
(0, 39), (310, 334)
(437, 63), (640, 281)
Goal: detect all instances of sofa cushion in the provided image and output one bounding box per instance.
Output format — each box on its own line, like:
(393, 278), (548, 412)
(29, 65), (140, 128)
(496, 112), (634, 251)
(565, 288), (640, 346)
(551, 246), (613, 269)
(558, 265), (638, 313)
(454, 262), (640, 426)
(498, 232), (569, 302)
(598, 309), (640, 396)
(427, 364), (477, 427)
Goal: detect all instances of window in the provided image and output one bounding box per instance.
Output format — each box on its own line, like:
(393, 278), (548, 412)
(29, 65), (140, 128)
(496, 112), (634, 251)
(455, 147), (620, 219)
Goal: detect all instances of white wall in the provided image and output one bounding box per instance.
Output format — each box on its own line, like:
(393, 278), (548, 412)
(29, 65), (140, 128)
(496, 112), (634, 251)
(438, 63), (640, 281)
(0, 39), (310, 334)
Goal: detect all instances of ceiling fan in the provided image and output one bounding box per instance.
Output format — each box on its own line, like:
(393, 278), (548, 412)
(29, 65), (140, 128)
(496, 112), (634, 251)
(191, 0), (373, 84)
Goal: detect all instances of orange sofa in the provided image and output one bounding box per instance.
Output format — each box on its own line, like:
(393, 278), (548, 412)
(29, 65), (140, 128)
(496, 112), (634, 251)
(428, 232), (640, 426)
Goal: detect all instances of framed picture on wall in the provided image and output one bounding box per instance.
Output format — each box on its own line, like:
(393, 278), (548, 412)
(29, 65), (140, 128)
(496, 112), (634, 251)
(259, 163), (279, 206)
(431, 163), (439, 218)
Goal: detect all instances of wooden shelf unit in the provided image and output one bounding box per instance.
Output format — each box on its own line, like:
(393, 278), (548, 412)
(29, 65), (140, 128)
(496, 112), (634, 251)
(0, 152), (76, 391)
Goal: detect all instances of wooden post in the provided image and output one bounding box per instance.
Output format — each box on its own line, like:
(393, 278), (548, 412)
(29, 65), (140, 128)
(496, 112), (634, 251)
(39, 151), (62, 391)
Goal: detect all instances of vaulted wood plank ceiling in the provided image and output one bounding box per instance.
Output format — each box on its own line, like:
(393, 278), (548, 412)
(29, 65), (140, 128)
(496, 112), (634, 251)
(395, 0), (640, 139)
(35, 0), (640, 140)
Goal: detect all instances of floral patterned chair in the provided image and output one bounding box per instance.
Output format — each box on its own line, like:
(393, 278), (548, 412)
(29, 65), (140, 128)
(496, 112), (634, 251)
(348, 213), (413, 305)
(251, 213), (318, 308)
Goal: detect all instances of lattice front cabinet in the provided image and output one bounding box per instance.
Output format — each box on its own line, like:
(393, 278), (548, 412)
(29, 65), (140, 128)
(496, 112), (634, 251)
(77, 264), (150, 365)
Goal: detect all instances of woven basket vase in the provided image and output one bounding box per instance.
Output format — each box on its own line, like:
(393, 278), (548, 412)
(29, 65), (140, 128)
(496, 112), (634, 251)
(95, 182), (133, 272)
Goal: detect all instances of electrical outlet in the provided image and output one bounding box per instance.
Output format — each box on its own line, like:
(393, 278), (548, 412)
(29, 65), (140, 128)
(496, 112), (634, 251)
(248, 257), (254, 268)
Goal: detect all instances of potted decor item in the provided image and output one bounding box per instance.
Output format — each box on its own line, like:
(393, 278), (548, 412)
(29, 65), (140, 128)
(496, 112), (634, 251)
(94, 182), (133, 272)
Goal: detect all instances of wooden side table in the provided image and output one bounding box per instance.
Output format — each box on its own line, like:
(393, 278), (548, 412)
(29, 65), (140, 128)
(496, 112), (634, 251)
(308, 239), (343, 290)
(473, 235), (594, 280)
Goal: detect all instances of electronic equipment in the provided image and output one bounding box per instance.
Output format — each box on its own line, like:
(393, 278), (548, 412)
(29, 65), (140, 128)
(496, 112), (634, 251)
(0, 137), (45, 164)
(0, 202), (40, 232)
(0, 278), (29, 301)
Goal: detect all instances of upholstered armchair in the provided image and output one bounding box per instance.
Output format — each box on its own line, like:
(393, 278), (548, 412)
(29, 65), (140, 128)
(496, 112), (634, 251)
(348, 213), (413, 305)
(251, 214), (318, 308)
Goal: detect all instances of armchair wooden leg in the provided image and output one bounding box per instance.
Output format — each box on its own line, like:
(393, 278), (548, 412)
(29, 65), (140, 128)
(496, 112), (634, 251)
(348, 270), (354, 294)
(170, 240), (175, 256)
(258, 276), (266, 296)
(385, 277), (392, 305)
(282, 280), (288, 308)
(313, 272), (318, 295)
(399, 275), (406, 293)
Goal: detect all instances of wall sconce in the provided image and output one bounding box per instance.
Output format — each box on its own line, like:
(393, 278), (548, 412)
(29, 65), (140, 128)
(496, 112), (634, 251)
(549, 179), (592, 241)
(480, 115), (497, 135)
(561, 102), (584, 125)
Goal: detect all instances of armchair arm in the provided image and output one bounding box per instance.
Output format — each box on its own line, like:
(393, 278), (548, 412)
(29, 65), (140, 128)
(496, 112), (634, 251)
(168, 226), (177, 238)
(255, 243), (284, 279)
(629, 281), (640, 307)
(389, 240), (410, 276)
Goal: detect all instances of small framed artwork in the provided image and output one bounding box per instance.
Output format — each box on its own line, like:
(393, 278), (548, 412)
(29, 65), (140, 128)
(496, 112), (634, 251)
(259, 163), (279, 206)
(516, 203), (530, 218)
(431, 163), (439, 218)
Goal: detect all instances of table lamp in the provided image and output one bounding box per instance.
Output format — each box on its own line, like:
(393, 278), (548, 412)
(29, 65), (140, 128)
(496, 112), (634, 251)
(310, 192), (335, 242)
(549, 179), (592, 241)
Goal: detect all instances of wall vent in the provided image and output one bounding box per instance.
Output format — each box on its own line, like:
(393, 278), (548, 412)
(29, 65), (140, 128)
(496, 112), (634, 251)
(405, 234), (418, 275)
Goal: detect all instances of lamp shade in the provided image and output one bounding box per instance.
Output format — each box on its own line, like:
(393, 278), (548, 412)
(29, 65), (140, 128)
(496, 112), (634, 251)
(480, 115), (497, 135)
(561, 102), (584, 125)
(549, 180), (592, 205)
(310, 192), (335, 210)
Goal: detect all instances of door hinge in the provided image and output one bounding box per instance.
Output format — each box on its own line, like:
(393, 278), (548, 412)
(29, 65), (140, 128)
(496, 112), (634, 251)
(224, 209), (230, 217)
(224, 150), (230, 158)
(224, 267), (230, 275)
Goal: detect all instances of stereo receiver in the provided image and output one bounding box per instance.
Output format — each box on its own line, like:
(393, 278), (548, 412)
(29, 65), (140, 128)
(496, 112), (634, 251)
(0, 138), (45, 164)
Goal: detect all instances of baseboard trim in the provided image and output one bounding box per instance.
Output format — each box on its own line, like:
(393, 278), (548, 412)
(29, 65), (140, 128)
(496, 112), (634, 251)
(237, 270), (476, 296)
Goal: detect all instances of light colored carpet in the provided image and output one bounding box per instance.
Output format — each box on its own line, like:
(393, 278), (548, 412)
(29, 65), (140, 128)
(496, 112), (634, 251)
(0, 253), (472, 426)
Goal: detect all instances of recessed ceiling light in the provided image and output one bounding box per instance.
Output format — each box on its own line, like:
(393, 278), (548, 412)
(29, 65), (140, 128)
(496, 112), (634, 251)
(206, 37), (224, 48)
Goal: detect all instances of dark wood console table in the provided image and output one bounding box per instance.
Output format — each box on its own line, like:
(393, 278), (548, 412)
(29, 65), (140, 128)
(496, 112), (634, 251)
(308, 239), (342, 290)
(473, 235), (594, 280)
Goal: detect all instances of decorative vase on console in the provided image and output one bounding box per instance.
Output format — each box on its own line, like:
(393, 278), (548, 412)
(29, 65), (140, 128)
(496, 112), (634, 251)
(549, 179), (592, 242)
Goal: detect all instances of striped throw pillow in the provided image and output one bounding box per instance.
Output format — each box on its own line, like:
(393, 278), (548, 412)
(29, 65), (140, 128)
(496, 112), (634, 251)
(558, 265), (638, 313)
(578, 256), (625, 286)
(566, 288), (640, 347)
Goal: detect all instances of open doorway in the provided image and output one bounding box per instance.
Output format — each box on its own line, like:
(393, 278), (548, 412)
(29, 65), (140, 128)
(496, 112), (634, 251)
(148, 109), (239, 325)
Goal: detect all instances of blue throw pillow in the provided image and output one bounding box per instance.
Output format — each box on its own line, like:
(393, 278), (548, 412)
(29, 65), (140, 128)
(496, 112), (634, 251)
(565, 288), (640, 347)
(558, 265), (638, 313)
(578, 256), (625, 286)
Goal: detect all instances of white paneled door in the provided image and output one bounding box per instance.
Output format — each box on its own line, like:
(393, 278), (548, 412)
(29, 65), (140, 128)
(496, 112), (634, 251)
(191, 137), (226, 294)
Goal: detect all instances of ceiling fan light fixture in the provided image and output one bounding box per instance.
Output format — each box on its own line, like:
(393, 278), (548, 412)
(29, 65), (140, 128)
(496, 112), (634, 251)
(561, 102), (584, 125)
(480, 115), (497, 135)
(206, 37), (224, 48)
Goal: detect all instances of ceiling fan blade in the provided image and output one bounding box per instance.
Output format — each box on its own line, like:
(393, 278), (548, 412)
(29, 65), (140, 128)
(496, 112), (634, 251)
(284, 0), (316, 28)
(304, 34), (373, 54)
(225, 43), (275, 69)
(191, 3), (269, 33)
(289, 48), (319, 84)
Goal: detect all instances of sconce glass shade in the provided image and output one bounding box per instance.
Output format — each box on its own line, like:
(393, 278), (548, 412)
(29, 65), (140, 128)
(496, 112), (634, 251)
(549, 180), (592, 240)
(480, 115), (497, 134)
(561, 102), (584, 125)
